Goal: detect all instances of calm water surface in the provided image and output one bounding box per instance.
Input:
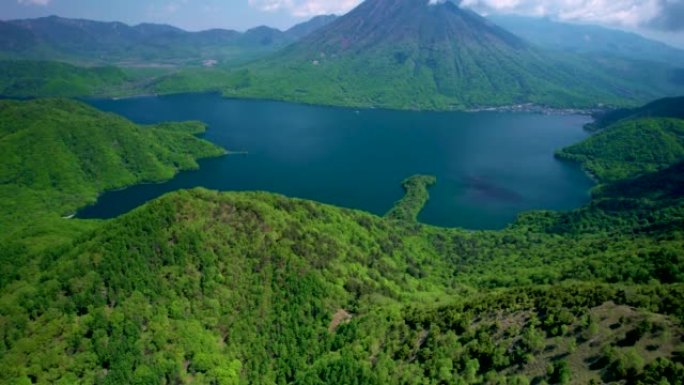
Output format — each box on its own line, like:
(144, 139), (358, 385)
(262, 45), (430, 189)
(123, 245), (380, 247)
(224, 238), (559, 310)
(80, 93), (594, 229)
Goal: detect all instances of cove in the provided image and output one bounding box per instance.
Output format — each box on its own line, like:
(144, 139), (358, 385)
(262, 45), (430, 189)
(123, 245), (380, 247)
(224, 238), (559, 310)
(79, 93), (594, 229)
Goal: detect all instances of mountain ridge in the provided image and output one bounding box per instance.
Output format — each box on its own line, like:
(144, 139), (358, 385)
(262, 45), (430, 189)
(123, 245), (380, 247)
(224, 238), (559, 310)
(490, 15), (684, 65)
(0, 14), (338, 65)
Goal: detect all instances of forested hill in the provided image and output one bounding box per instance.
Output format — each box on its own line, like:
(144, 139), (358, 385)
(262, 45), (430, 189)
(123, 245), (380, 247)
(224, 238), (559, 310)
(0, 96), (683, 384)
(0, 98), (225, 243)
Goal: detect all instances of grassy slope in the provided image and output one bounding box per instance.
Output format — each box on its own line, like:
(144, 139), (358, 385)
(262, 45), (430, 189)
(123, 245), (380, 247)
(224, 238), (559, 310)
(0, 99), (683, 384)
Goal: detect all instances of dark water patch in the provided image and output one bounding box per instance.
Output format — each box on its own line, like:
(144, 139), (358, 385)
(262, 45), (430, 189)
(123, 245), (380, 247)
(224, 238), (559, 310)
(463, 176), (524, 204)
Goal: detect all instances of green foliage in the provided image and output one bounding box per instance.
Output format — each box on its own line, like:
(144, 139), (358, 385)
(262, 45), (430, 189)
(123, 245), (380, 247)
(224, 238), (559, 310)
(0, 98), (225, 245)
(228, 48), (654, 111)
(149, 68), (253, 95)
(1, 98), (684, 384)
(557, 118), (684, 183)
(0, 61), (130, 97)
(385, 175), (436, 222)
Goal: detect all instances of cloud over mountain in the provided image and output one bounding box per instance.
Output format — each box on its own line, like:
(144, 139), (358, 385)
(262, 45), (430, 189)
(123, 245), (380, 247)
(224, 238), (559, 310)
(247, 0), (684, 32)
(17, 0), (51, 5)
(648, 0), (684, 31)
(247, 0), (362, 17)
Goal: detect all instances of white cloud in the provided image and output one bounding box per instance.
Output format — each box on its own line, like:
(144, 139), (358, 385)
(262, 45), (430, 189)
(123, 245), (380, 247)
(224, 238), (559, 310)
(247, 0), (362, 17)
(17, 0), (51, 5)
(460, 0), (666, 30)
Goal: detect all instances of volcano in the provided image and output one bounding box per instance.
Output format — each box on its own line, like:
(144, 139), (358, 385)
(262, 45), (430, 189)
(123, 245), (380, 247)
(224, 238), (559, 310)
(233, 0), (658, 109)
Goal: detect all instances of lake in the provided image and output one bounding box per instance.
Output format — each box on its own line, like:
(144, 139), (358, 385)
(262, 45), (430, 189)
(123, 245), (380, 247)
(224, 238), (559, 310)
(80, 93), (594, 229)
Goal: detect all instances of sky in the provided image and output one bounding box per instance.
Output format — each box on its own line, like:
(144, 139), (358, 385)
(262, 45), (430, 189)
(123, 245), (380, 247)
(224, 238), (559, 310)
(2, 0), (684, 48)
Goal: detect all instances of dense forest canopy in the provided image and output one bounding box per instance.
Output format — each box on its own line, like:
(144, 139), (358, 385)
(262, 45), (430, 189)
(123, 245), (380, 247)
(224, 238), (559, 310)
(0, 97), (683, 384)
(1, 1), (684, 382)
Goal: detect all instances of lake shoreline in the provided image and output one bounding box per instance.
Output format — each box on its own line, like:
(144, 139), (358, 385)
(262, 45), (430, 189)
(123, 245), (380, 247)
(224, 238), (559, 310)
(95, 90), (612, 117)
(466, 103), (607, 116)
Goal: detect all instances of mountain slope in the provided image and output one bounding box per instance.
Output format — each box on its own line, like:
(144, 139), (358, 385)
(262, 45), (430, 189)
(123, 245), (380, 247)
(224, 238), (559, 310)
(490, 15), (684, 66)
(231, 0), (680, 110)
(284, 14), (338, 40)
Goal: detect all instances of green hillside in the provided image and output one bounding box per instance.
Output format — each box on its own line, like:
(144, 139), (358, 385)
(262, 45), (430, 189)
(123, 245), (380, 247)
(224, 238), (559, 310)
(0, 60), (252, 99)
(0, 98), (225, 241)
(2, 187), (683, 385)
(556, 118), (684, 182)
(0, 97), (683, 384)
(0, 61), (135, 98)
(586, 96), (684, 131)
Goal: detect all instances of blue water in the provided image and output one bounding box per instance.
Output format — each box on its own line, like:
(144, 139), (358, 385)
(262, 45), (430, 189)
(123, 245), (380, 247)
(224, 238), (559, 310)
(80, 93), (594, 229)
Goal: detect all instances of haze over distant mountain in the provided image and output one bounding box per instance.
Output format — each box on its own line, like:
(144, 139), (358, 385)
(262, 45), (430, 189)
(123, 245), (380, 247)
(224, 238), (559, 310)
(231, 0), (684, 109)
(0, 15), (337, 65)
(285, 15), (338, 40)
(490, 15), (684, 66)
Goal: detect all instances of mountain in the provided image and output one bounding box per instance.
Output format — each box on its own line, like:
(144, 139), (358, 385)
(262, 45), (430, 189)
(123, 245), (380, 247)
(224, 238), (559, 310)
(490, 15), (684, 66)
(230, 0), (683, 110)
(284, 14), (338, 40)
(0, 15), (336, 65)
(1, 97), (683, 384)
(586, 96), (684, 131)
(239, 25), (286, 47)
(0, 20), (40, 52)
